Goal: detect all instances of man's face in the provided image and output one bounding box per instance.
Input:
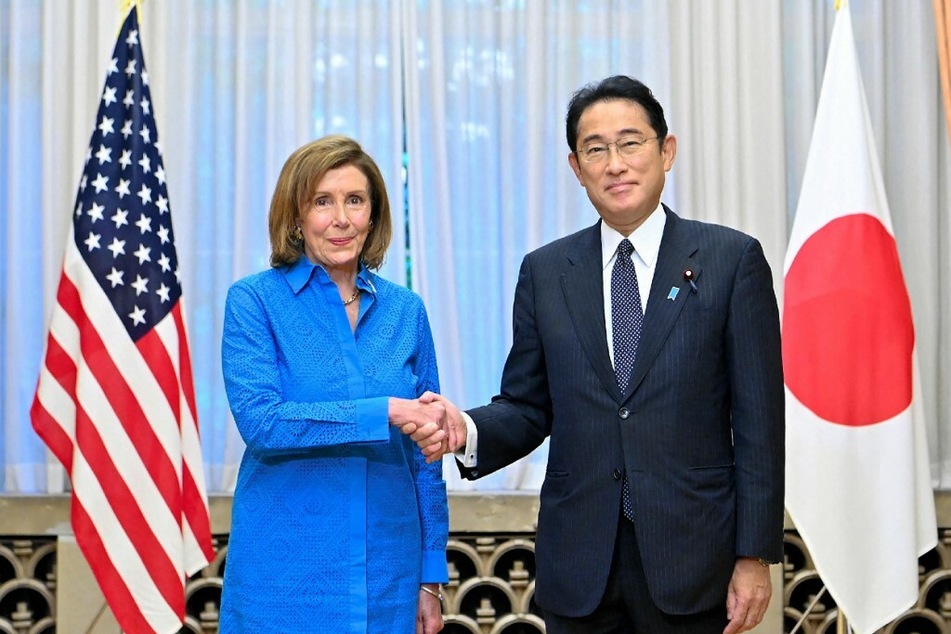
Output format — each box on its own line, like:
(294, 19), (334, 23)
(568, 99), (676, 235)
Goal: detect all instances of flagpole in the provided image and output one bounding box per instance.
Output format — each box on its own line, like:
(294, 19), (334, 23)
(787, 586), (828, 634)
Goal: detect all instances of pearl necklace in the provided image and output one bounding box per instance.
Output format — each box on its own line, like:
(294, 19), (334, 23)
(342, 289), (361, 305)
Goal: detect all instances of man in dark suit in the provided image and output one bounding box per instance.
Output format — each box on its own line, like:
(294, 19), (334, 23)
(415, 75), (784, 633)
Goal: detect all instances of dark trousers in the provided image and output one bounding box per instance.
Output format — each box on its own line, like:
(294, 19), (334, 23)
(541, 516), (728, 634)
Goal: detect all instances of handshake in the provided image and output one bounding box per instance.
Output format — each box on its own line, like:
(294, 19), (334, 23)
(389, 392), (467, 463)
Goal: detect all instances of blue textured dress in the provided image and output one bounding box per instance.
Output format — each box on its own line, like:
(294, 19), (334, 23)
(219, 257), (449, 633)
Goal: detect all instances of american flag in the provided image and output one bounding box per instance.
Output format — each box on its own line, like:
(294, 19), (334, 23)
(30, 7), (214, 633)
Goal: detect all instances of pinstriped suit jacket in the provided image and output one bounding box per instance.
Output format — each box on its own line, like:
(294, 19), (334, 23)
(463, 206), (785, 617)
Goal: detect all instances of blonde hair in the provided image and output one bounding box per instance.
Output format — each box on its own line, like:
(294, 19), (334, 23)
(268, 135), (393, 269)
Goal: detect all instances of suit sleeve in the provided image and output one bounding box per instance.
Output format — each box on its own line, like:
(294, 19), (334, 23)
(726, 238), (786, 562)
(461, 254), (553, 479)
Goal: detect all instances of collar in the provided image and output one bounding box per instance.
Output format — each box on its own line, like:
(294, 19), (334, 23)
(600, 203), (667, 270)
(283, 256), (377, 296)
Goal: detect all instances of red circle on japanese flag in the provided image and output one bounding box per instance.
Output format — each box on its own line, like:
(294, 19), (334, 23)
(782, 213), (914, 426)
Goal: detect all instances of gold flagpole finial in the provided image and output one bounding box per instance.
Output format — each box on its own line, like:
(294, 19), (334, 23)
(118, 0), (144, 17)
(834, 0), (848, 10)
(117, 0), (144, 32)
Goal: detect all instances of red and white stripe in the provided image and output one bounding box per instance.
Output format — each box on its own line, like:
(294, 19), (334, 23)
(32, 236), (213, 634)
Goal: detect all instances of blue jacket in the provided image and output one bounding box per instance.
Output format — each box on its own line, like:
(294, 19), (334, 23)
(220, 258), (448, 633)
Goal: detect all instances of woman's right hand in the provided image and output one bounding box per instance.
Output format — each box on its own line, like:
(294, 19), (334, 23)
(389, 398), (448, 451)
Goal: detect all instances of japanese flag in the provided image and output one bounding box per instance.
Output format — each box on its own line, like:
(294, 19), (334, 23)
(782, 4), (936, 633)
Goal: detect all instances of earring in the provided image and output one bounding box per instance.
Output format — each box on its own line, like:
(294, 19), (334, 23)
(368, 220), (374, 229)
(292, 226), (303, 243)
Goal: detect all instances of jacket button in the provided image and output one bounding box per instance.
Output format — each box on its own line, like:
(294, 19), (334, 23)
(613, 468), (622, 480)
(618, 407), (630, 419)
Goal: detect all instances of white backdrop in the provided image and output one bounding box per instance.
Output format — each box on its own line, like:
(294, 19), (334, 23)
(1, 0), (948, 493)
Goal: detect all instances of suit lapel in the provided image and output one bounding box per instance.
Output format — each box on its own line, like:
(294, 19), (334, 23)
(623, 207), (700, 399)
(560, 223), (622, 402)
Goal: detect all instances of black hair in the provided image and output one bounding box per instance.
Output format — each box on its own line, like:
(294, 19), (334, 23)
(565, 75), (668, 152)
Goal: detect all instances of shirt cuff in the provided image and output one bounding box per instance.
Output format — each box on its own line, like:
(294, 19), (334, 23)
(453, 411), (478, 467)
(420, 548), (449, 583)
(354, 396), (390, 442)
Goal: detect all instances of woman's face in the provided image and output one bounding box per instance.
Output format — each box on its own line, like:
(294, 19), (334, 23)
(297, 164), (372, 275)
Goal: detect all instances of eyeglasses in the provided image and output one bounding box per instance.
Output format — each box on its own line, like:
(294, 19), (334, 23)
(577, 136), (658, 164)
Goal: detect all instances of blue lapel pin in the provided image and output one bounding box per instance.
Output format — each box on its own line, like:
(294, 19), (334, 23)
(667, 286), (680, 301)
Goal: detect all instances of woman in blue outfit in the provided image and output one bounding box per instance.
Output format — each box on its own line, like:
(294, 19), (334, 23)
(220, 135), (449, 633)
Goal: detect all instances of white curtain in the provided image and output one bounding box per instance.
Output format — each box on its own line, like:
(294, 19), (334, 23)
(666, 1), (788, 288)
(2, 0), (948, 493)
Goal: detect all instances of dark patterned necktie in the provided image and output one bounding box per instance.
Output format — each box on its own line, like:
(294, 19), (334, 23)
(612, 238), (642, 521)
(612, 239), (643, 391)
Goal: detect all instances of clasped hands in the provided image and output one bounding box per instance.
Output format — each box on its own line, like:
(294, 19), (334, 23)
(389, 392), (466, 463)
